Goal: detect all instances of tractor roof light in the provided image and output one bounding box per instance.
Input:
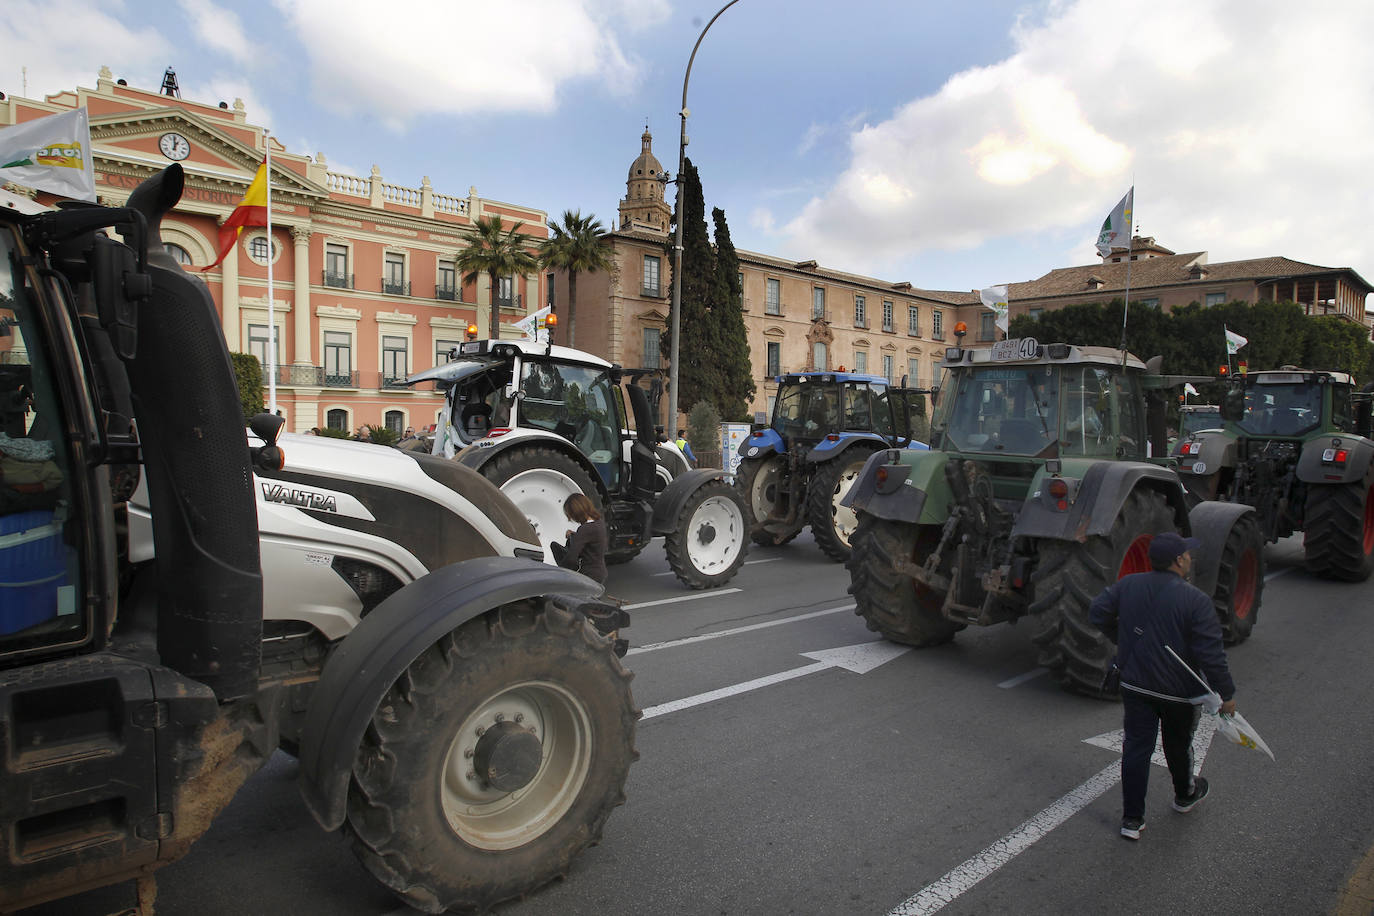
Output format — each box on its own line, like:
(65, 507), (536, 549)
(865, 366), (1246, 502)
(953, 321), (968, 339)
(944, 347), (963, 362)
(466, 323), (479, 340)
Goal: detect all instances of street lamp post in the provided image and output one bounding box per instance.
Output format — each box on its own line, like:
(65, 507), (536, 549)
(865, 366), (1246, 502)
(667, 0), (741, 441)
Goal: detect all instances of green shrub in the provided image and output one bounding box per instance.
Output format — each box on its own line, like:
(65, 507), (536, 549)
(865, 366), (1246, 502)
(317, 426), (351, 439)
(370, 426), (399, 447)
(686, 400), (721, 457)
(229, 353), (264, 421)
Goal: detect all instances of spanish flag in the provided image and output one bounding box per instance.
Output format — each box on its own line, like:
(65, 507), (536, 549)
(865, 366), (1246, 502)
(201, 159), (269, 271)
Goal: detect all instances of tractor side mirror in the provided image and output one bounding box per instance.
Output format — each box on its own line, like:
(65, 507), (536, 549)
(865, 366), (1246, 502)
(1220, 386), (1245, 423)
(929, 385), (940, 408)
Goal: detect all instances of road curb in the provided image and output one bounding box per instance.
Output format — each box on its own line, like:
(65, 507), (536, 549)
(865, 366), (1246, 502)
(1337, 841), (1374, 915)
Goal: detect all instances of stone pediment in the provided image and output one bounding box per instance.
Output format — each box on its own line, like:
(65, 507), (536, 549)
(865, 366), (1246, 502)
(634, 307), (669, 323)
(92, 108), (326, 201)
(763, 325), (785, 338)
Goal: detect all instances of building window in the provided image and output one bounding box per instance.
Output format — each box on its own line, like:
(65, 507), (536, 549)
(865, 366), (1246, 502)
(249, 236), (275, 264)
(437, 260), (458, 300)
(908, 305), (920, 336)
(383, 409), (405, 435)
(326, 408), (349, 431)
(1139, 297), (1160, 309)
(813, 341), (827, 371)
(854, 295), (867, 328)
(855, 351), (868, 374)
(546, 272), (555, 306)
(383, 253), (408, 296)
(766, 278), (781, 315)
(766, 341), (781, 377)
(1205, 292), (1226, 307)
(435, 338), (461, 365)
(643, 255), (661, 296)
(643, 327), (661, 369)
(979, 312), (995, 340)
(932, 309), (944, 339)
(882, 299), (894, 332)
(882, 354), (894, 382)
(165, 242), (193, 266)
(1028, 307), (1044, 321)
(812, 287), (826, 321)
(497, 276), (515, 309)
(248, 324), (278, 370)
(324, 243), (351, 288)
(324, 330), (353, 386)
(908, 358), (920, 386)
(382, 335), (408, 385)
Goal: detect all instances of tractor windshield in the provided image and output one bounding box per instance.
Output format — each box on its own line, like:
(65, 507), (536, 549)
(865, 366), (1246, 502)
(771, 380), (840, 440)
(1179, 407), (1222, 438)
(1237, 381), (1323, 437)
(939, 367), (1059, 455)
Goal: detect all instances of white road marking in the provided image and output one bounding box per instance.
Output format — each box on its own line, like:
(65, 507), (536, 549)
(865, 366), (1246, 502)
(1264, 567), (1292, 583)
(997, 667), (1048, 689)
(621, 588), (741, 610)
(889, 716), (1218, 915)
(627, 603), (854, 655)
(641, 640), (909, 720)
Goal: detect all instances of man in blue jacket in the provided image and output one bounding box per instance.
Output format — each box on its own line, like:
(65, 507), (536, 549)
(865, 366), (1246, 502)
(1089, 531), (1238, 841)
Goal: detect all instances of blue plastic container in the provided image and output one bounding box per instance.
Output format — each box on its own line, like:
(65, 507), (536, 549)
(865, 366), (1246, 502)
(0, 509), (68, 635)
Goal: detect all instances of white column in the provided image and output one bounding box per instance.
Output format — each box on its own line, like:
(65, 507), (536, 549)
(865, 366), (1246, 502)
(292, 225), (312, 364)
(222, 234), (241, 351)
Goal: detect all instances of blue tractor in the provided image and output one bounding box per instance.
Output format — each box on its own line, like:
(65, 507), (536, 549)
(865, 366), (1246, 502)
(734, 371), (927, 561)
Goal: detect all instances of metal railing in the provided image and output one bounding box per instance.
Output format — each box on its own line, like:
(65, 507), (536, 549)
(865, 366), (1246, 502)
(379, 372), (410, 388)
(323, 370), (360, 388)
(382, 278), (410, 296)
(435, 284), (459, 301)
(323, 270), (353, 289)
(496, 294), (523, 311)
(275, 365), (360, 388)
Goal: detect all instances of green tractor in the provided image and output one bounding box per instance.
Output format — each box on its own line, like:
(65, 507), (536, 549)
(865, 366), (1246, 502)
(844, 337), (1265, 696)
(1175, 367), (1374, 581)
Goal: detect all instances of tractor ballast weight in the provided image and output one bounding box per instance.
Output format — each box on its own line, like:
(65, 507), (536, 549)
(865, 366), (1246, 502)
(844, 337), (1265, 696)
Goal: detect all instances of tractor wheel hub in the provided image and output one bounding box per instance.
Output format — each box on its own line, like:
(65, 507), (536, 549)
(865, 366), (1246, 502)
(473, 721), (543, 792)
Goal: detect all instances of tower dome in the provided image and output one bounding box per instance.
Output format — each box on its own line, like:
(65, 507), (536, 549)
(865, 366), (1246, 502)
(619, 127), (671, 235)
(628, 127), (665, 182)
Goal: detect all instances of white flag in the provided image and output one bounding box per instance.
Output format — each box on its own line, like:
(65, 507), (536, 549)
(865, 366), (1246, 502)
(1224, 328), (1248, 355)
(1095, 187), (1133, 257)
(1184, 383), (1199, 397)
(0, 108), (96, 201)
(515, 305), (554, 342)
(979, 285), (1010, 333)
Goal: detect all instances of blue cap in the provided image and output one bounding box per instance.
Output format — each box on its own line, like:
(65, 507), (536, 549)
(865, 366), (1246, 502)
(1149, 531), (1202, 565)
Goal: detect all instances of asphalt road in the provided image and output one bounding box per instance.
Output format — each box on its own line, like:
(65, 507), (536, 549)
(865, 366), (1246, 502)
(26, 532), (1374, 916)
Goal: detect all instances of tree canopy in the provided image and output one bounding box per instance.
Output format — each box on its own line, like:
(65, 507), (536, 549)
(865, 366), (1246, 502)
(539, 210), (615, 349)
(453, 215), (538, 339)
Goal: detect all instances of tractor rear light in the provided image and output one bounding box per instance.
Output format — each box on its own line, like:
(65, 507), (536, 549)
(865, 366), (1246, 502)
(1048, 479), (1069, 499)
(826, 434), (839, 442)
(876, 467), (888, 486)
(752, 430), (765, 437)
(488, 427), (511, 438)
(1323, 447), (1349, 464)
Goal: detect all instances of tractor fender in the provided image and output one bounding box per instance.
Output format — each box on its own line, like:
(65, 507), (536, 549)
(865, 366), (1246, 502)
(1187, 500), (1258, 599)
(1295, 434), (1374, 485)
(454, 429), (610, 500)
(298, 556), (602, 831)
(1177, 429), (1236, 478)
(1012, 461), (1191, 542)
(650, 468), (733, 535)
(805, 433), (892, 464)
(842, 448), (934, 524)
(737, 428), (784, 461)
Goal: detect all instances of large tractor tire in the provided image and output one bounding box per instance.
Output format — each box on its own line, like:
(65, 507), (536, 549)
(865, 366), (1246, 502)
(847, 514), (962, 647)
(735, 454), (802, 546)
(1030, 488), (1175, 698)
(482, 445), (602, 563)
(345, 598), (638, 915)
(1303, 479), (1374, 582)
(1215, 512), (1264, 645)
(807, 448), (877, 563)
(664, 479), (749, 589)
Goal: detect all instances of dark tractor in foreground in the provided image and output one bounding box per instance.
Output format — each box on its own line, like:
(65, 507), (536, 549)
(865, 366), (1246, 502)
(408, 340), (748, 589)
(734, 371), (926, 562)
(0, 167), (637, 914)
(844, 337), (1264, 696)
(1176, 367), (1374, 581)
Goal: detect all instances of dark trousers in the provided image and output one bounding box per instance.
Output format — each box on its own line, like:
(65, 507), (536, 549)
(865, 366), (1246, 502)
(1120, 689), (1201, 819)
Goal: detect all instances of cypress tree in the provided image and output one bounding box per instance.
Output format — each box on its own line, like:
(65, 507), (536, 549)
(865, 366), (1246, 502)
(710, 206), (756, 420)
(662, 157), (715, 413)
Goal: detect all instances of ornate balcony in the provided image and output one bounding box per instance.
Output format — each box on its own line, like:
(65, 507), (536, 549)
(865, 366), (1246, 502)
(322, 270), (353, 289)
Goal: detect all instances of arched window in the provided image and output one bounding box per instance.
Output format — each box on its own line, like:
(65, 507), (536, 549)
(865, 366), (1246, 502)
(164, 243), (193, 266)
(384, 410), (404, 434)
(326, 408), (349, 431)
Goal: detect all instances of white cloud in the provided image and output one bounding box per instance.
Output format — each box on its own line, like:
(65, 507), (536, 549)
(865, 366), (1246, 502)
(778, 0), (1374, 279)
(177, 0), (255, 66)
(0, 0), (173, 102)
(272, 0), (657, 125)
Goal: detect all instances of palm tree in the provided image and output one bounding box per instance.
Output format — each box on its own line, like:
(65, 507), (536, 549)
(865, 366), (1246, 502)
(538, 210), (615, 349)
(453, 215), (539, 339)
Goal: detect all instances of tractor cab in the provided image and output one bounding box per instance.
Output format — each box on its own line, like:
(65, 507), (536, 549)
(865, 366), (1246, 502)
(1219, 369), (1355, 439)
(768, 372), (916, 447)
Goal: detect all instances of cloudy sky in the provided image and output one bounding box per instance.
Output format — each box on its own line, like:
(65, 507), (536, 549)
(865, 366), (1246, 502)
(4, 0), (1371, 298)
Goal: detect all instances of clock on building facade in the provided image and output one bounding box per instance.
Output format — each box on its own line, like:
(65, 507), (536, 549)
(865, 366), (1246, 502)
(158, 132), (191, 160)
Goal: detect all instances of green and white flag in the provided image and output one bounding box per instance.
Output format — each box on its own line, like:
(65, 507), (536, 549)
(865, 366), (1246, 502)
(1225, 327), (1248, 355)
(979, 285), (1010, 333)
(1095, 186), (1133, 257)
(0, 108), (96, 201)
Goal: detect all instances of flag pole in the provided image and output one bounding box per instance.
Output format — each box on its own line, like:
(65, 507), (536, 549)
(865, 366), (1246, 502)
(1118, 195), (1134, 352)
(1225, 324), (1233, 377)
(264, 130), (277, 415)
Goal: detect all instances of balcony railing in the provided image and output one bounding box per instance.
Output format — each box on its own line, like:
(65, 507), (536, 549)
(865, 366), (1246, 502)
(379, 371), (410, 388)
(496, 293), (523, 311)
(323, 370), (360, 388)
(323, 270), (353, 289)
(382, 278), (410, 296)
(274, 365), (358, 388)
(435, 284), (459, 301)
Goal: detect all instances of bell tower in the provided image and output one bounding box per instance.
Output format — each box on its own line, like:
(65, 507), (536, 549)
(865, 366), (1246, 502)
(618, 127), (672, 235)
